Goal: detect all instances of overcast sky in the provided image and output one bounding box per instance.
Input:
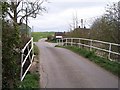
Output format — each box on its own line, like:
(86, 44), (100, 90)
(28, 0), (119, 32)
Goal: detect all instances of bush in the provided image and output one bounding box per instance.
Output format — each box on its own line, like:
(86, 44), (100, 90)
(34, 44), (39, 59)
(2, 20), (20, 88)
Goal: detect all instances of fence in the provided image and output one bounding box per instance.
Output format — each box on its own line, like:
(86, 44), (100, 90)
(57, 38), (120, 62)
(20, 37), (34, 81)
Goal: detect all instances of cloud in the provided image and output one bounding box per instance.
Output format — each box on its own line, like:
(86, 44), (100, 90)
(29, 0), (119, 32)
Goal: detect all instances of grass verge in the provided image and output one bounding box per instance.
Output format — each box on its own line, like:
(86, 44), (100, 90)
(18, 73), (39, 89)
(34, 44), (39, 58)
(18, 44), (40, 89)
(60, 46), (120, 77)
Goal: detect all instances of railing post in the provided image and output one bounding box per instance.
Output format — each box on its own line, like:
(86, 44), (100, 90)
(90, 40), (93, 51)
(66, 38), (67, 46)
(79, 38), (80, 48)
(62, 38), (63, 46)
(57, 39), (59, 45)
(31, 37), (34, 63)
(57, 39), (59, 46)
(71, 38), (73, 46)
(32, 37), (34, 53)
(20, 50), (24, 81)
(59, 39), (60, 46)
(108, 43), (112, 60)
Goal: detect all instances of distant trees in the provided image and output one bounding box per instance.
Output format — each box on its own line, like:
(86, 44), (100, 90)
(66, 1), (119, 44)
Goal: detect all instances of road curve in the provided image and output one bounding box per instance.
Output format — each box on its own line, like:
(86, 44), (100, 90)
(36, 38), (118, 88)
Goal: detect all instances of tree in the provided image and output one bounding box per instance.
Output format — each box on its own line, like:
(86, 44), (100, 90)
(4, 0), (47, 25)
(2, 2), (20, 88)
(91, 2), (120, 44)
(2, 0), (47, 88)
(3, 0), (47, 44)
(90, 16), (112, 42)
(105, 2), (120, 43)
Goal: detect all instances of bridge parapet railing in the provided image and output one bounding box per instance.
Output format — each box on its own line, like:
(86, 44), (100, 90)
(20, 37), (34, 81)
(58, 38), (120, 62)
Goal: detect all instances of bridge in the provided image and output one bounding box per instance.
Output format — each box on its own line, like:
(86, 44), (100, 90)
(21, 37), (120, 88)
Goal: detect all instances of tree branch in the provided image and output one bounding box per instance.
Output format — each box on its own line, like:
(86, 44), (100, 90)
(17, 1), (22, 7)
(6, 11), (14, 20)
(17, 9), (26, 15)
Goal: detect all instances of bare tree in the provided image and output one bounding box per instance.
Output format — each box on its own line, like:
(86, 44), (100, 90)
(4, 0), (47, 25)
(3, 0), (48, 46)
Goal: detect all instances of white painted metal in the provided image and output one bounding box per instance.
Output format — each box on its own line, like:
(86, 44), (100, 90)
(20, 37), (34, 81)
(71, 38), (73, 46)
(59, 38), (120, 61)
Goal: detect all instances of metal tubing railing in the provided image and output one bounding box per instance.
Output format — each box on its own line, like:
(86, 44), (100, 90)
(20, 37), (34, 81)
(58, 38), (120, 61)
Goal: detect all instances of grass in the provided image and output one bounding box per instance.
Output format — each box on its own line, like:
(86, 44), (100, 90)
(17, 45), (40, 89)
(34, 44), (39, 56)
(18, 73), (39, 89)
(60, 46), (120, 77)
(46, 39), (57, 43)
(31, 32), (54, 42)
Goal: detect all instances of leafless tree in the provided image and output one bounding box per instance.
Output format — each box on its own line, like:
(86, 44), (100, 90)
(4, 0), (47, 25)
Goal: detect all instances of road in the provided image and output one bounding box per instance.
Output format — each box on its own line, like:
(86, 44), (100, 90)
(36, 38), (119, 88)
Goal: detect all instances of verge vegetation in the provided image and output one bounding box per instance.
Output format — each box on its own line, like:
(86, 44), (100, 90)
(18, 73), (39, 88)
(60, 46), (120, 77)
(34, 44), (39, 58)
(2, 0), (47, 89)
(18, 44), (40, 88)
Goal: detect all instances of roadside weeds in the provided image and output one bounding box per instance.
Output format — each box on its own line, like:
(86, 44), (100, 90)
(18, 44), (40, 89)
(58, 46), (120, 77)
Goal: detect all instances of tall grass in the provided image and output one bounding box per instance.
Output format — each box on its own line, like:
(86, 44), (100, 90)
(18, 73), (39, 88)
(34, 44), (39, 56)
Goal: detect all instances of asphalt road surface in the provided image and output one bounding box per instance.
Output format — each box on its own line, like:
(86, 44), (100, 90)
(36, 38), (119, 88)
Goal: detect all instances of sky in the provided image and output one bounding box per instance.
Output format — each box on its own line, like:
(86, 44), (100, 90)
(28, 0), (119, 32)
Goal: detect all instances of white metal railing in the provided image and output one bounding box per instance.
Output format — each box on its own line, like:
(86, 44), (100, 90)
(58, 38), (120, 62)
(20, 37), (34, 81)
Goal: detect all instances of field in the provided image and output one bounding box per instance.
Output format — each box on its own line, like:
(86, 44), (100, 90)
(31, 32), (55, 42)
